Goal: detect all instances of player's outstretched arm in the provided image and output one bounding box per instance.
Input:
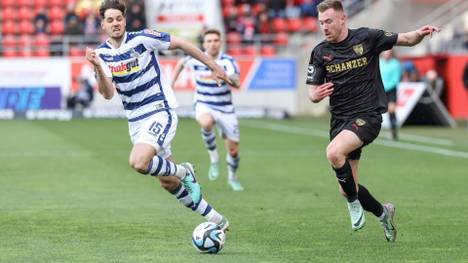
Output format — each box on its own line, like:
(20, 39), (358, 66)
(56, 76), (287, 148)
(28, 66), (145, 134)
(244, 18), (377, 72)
(228, 74), (240, 89)
(168, 36), (233, 87)
(85, 47), (114, 100)
(308, 82), (334, 103)
(396, 25), (440, 47)
(170, 58), (185, 88)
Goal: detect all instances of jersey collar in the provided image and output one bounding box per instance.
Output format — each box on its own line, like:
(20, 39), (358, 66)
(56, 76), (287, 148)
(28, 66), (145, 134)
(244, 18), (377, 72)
(106, 31), (128, 49)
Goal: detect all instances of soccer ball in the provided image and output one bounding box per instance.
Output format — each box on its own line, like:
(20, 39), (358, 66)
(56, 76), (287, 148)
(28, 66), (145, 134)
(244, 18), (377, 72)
(191, 222), (225, 254)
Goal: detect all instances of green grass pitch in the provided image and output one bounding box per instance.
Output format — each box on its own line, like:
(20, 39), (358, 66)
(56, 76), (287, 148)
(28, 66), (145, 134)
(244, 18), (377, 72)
(1, 118), (467, 262)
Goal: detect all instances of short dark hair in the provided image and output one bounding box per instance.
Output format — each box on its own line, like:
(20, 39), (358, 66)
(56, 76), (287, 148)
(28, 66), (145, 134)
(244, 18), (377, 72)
(203, 29), (221, 41)
(317, 0), (344, 13)
(99, 0), (127, 19)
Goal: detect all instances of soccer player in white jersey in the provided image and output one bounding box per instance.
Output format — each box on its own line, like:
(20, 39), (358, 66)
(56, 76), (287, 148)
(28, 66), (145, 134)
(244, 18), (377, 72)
(171, 29), (244, 192)
(85, 0), (231, 230)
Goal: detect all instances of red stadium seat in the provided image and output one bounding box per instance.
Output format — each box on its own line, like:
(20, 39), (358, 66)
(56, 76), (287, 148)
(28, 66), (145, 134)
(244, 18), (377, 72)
(1, 21), (17, 35)
(302, 17), (318, 32)
(33, 33), (50, 47)
(260, 45), (276, 57)
(17, 48), (33, 57)
(69, 46), (85, 57)
(274, 32), (289, 46)
(18, 0), (32, 7)
(243, 45), (257, 57)
(34, 0), (47, 8)
(287, 18), (302, 32)
(1, 35), (16, 48)
(34, 47), (49, 57)
(17, 35), (33, 47)
(222, 0), (234, 5)
(18, 20), (34, 35)
(50, 21), (64, 35)
(3, 49), (17, 57)
(49, 6), (65, 21)
(226, 32), (242, 45)
(271, 18), (288, 33)
(1, 0), (15, 7)
(1, 7), (17, 21)
(48, 0), (63, 7)
(227, 46), (242, 57)
(18, 6), (34, 21)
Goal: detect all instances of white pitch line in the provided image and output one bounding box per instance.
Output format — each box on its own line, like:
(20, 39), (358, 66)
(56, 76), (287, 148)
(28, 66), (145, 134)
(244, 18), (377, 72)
(380, 131), (453, 146)
(244, 121), (468, 159)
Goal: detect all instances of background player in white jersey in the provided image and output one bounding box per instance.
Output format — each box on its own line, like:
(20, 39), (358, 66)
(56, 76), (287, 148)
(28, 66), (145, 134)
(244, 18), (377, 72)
(85, 0), (231, 230)
(171, 29), (244, 192)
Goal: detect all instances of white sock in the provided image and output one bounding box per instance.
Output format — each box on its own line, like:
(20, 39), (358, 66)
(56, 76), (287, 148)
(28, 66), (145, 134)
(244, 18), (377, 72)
(206, 208), (223, 224)
(208, 149), (219, 164)
(378, 211), (386, 221)
(174, 164), (187, 180)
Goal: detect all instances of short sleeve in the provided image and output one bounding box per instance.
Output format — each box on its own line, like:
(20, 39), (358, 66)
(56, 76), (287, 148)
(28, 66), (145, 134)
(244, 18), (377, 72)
(368, 28), (398, 53)
(96, 53), (112, 78)
(224, 57), (240, 76)
(306, 49), (326, 85)
(182, 56), (193, 68)
(139, 29), (171, 51)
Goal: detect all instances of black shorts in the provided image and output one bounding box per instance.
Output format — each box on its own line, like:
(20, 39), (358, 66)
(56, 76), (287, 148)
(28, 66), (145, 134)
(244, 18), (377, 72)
(385, 89), (397, 103)
(329, 114), (382, 160)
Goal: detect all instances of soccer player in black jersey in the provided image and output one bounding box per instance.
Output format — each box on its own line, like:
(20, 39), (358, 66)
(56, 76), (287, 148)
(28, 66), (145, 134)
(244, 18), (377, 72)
(306, 0), (440, 242)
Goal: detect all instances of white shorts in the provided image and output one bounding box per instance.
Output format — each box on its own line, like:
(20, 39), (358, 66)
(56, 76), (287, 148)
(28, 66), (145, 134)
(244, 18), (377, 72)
(128, 109), (178, 159)
(195, 103), (240, 142)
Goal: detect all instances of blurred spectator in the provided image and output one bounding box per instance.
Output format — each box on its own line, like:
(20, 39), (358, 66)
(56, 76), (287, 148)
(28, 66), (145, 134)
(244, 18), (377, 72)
(285, 0), (301, 18)
(268, 0), (286, 18)
(75, 0), (100, 20)
(423, 69), (444, 98)
(257, 11), (271, 34)
(64, 16), (84, 36)
(301, 0), (320, 17)
(237, 4), (257, 43)
(67, 64), (95, 110)
(34, 9), (49, 34)
(83, 11), (100, 36)
(401, 60), (420, 82)
(225, 6), (240, 33)
(127, 1), (147, 31)
(65, 3), (79, 25)
(380, 49), (401, 140)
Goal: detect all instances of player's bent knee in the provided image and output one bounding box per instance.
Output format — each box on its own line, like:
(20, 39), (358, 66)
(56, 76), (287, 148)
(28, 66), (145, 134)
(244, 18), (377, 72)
(326, 146), (342, 165)
(129, 158), (150, 174)
(228, 147), (238, 157)
(201, 122), (214, 131)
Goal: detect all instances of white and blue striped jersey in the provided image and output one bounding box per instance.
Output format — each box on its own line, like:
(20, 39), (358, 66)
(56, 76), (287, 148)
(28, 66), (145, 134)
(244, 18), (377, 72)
(183, 52), (239, 113)
(95, 29), (177, 122)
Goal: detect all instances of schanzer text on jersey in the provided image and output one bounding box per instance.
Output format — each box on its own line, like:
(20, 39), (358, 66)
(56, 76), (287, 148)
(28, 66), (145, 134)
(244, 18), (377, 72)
(306, 27), (398, 119)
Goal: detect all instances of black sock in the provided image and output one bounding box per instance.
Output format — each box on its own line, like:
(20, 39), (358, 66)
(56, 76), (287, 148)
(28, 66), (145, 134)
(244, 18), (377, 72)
(389, 112), (397, 139)
(358, 184), (384, 217)
(333, 161), (357, 202)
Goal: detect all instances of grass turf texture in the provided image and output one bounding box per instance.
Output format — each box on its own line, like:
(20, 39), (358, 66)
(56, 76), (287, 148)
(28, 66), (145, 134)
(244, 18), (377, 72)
(0, 118), (467, 262)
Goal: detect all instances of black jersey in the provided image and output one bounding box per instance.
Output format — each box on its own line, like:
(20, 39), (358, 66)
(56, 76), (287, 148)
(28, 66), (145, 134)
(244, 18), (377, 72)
(306, 27), (398, 119)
